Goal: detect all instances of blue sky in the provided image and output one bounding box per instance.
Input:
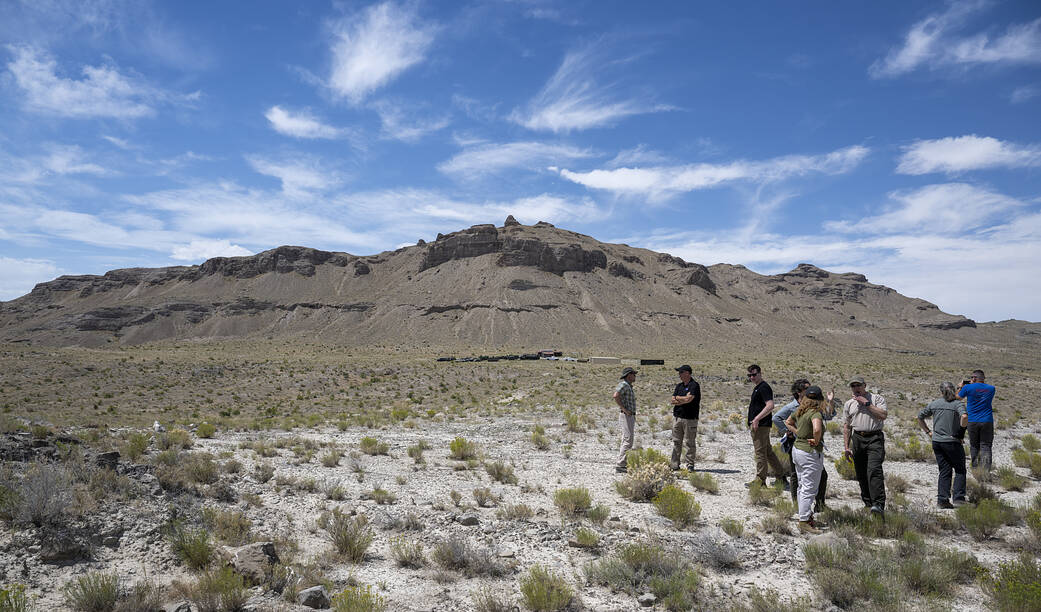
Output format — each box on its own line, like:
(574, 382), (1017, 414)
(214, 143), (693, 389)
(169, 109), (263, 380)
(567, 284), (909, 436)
(1, 1), (1040, 322)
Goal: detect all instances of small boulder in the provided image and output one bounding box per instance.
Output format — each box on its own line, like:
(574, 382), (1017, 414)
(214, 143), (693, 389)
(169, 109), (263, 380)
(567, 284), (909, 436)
(638, 593), (657, 607)
(95, 451), (120, 470)
(162, 602), (192, 612)
(456, 514), (480, 526)
(224, 542), (279, 585)
(297, 585), (331, 609)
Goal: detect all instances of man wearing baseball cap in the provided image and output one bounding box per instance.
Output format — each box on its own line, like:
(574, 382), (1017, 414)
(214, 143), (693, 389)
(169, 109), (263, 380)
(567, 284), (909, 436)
(842, 376), (888, 516)
(613, 367), (638, 473)
(670, 365), (701, 471)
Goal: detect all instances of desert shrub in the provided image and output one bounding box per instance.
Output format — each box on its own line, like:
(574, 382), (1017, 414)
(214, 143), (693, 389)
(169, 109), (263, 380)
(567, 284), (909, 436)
(321, 450), (342, 467)
(1022, 434), (1041, 452)
(1026, 509), (1041, 540)
(690, 528), (741, 569)
(887, 473), (910, 493)
(62, 571), (119, 612)
(968, 476), (998, 504)
(115, 579), (163, 612)
(587, 504), (610, 525)
(687, 471), (719, 494)
(997, 465), (1028, 491)
(760, 498), (794, 535)
(652, 485), (701, 528)
(585, 541), (699, 611)
(531, 431), (551, 450)
(327, 511), (372, 562)
(819, 506), (911, 539)
(448, 437), (478, 460)
(184, 453), (219, 485)
(746, 480), (780, 507)
(406, 443), (426, 464)
(626, 447), (670, 471)
(719, 518), (744, 537)
(29, 425), (50, 440)
(365, 487), (396, 505)
(389, 536), (425, 568)
(222, 458), (242, 474)
(834, 456), (856, 480)
(331, 585), (387, 612)
(196, 423), (217, 439)
(485, 461), (518, 485)
(553, 487), (592, 517)
(123, 433), (150, 462)
(573, 526), (599, 548)
(0, 584), (33, 612)
(471, 586), (513, 612)
(159, 429), (193, 450)
(4, 462), (72, 527)
(520, 565), (573, 611)
(985, 554), (1041, 612)
(201, 507), (252, 546)
(168, 522), (214, 570)
(253, 462), (274, 484)
(359, 437), (389, 456)
(497, 503), (534, 521)
(153, 448), (180, 467)
(899, 435), (931, 462)
(615, 462), (673, 502)
(958, 498), (1017, 540)
(431, 537), (507, 577)
(184, 567), (248, 612)
(472, 487), (497, 507)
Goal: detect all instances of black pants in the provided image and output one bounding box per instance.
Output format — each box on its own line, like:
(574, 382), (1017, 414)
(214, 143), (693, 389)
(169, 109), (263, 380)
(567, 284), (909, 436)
(932, 440), (966, 502)
(967, 421), (994, 471)
(789, 451), (828, 508)
(851, 431), (886, 510)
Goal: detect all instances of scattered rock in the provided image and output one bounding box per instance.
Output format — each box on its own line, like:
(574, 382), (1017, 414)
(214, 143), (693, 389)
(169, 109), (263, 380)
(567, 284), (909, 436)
(297, 585), (331, 609)
(95, 451), (120, 469)
(638, 592), (657, 606)
(456, 514), (480, 526)
(224, 542), (280, 585)
(162, 602), (192, 612)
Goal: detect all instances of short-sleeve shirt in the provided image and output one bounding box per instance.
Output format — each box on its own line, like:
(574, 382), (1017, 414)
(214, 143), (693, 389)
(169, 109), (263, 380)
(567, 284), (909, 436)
(747, 381), (773, 426)
(958, 383), (995, 423)
(615, 380), (636, 414)
(794, 409), (824, 454)
(672, 380), (701, 420)
(844, 392), (887, 432)
(918, 398), (966, 443)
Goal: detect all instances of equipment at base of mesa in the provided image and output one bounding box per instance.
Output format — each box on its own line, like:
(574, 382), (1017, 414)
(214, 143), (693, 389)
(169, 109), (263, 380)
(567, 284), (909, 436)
(639, 359), (665, 366)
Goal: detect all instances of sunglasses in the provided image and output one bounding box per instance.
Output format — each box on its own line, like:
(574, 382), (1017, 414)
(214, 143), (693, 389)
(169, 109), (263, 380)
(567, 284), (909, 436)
(747, 372), (759, 378)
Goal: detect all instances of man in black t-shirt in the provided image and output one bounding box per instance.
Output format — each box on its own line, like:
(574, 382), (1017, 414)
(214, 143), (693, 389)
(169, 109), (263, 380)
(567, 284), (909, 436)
(670, 365), (701, 470)
(747, 364), (787, 487)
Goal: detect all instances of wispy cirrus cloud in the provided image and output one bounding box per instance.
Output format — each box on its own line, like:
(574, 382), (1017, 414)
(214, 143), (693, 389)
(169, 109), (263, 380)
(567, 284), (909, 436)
(870, 1), (1041, 78)
(372, 100), (449, 142)
(0, 256), (60, 301)
(825, 183), (1023, 233)
(510, 43), (674, 133)
(897, 135), (1041, 175)
(4, 45), (197, 119)
(265, 105), (348, 140)
(438, 141), (595, 180)
(557, 145), (869, 201)
(246, 155), (345, 197)
(327, 2), (438, 104)
(170, 240), (252, 261)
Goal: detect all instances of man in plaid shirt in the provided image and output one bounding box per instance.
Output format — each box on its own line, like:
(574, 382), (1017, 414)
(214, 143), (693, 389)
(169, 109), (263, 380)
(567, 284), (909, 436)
(614, 367), (638, 472)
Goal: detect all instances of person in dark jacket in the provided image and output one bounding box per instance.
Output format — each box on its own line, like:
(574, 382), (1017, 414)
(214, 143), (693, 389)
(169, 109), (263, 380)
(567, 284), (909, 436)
(670, 365), (701, 471)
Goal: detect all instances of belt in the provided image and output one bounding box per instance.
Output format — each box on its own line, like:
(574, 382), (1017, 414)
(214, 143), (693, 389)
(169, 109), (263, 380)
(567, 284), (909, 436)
(854, 430), (883, 437)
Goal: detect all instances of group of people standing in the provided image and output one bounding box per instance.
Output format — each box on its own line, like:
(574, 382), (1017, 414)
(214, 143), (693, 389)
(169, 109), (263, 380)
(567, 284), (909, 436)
(611, 364), (997, 534)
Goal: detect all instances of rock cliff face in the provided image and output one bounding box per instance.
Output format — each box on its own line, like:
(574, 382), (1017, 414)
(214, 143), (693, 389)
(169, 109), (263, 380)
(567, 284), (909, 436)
(0, 219), (985, 349)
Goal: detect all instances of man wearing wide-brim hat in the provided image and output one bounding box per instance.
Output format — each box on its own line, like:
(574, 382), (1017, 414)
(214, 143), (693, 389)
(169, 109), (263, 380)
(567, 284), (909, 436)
(613, 367), (638, 473)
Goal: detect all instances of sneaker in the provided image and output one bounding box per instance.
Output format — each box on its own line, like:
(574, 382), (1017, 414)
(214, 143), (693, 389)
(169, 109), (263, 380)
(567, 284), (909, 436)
(798, 521), (822, 534)
(937, 500), (955, 509)
(870, 505), (885, 518)
(615, 466), (627, 473)
(952, 499), (968, 507)
(686, 465), (696, 472)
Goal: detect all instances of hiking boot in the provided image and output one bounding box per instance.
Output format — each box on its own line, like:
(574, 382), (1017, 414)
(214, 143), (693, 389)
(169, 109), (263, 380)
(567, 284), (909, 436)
(870, 505), (885, 519)
(615, 466), (628, 473)
(686, 465), (696, 472)
(669, 463), (680, 471)
(953, 498), (968, 506)
(798, 521), (822, 534)
(937, 499), (955, 509)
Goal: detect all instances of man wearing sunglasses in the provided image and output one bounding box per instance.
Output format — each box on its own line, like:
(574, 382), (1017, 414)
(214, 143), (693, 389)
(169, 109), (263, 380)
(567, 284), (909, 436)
(843, 376), (888, 517)
(958, 370), (996, 472)
(746, 364), (787, 488)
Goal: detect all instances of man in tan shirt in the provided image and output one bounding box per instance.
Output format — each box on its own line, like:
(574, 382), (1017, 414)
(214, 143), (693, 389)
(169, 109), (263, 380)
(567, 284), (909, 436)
(842, 376), (888, 516)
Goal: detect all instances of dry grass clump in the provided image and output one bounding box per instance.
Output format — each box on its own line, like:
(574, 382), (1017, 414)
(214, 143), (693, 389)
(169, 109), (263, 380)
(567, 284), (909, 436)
(321, 449), (342, 467)
(956, 498), (1018, 541)
(652, 485), (701, 528)
(572, 526), (599, 548)
(472, 487), (498, 507)
(0, 462), (72, 527)
(363, 487), (396, 505)
(719, 518), (744, 537)
(1021, 434), (1041, 452)
(586, 504), (610, 525)
(201, 507), (253, 546)
(615, 463), (673, 502)
(331, 584), (387, 612)
(553, 487), (592, 517)
(519, 565), (573, 611)
(819, 506), (913, 539)
(167, 522), (215, 570)
(196, 422), (217, 439)
(834, 456), (856, 480)
(158, 429), (193, 450)
(984, 554), (1041, 612)
(326, 511), (373, 562)
(1011, 448), (1041, 478)
(687, 471), (719, 495)
(62, 571), (119, 612)
(173, 567), (248, 612)
(497, 503), (534, 521)
(389, 536), (425, 568)
(625, 447), (670, 471)
(471, 586), (514, 612)
(531, 425), (551, 450)
(406, 440), (429, 464)
(484, 461), (518, 485)
(760, 498), (794, 535)
(746, 480), (781, 507)
(431, 537), (508, 577)
(0, 584), (33, 612)
(448, 437), (478, 460)
(996, 465), (1028, 491)
(184, 453), (219, 484)
(122, 432), (150, 462)
(359, 437), (389, 456)
(584, 541), (700, 611)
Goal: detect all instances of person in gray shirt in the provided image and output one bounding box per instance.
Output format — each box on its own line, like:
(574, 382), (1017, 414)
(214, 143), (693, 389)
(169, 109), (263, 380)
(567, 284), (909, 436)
(917, 382), (969, 509)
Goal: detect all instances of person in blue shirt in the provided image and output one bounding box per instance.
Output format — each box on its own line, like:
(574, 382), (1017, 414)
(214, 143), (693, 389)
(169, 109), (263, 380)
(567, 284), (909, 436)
(958, 369), (996, 472)
(774, 379), (835, 510)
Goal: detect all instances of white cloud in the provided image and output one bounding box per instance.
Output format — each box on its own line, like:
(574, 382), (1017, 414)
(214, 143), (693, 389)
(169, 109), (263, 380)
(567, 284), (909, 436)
(870, 2), (1041, 78)
(438, 141), (595, 180)
(606, 145), (669, 168)
(1011, 85), (1040, 104)
(372, 100), (449, 142)
(171, 239), (252, 262)
(327, 2), (438, 104)
(897, 135), (1041, 175)
(826, 183), (1022, 234)
(0, 257), (60, 301)
(246, 155), (344, 197)
(510, 43), (673, 133)
(265, 106), (345, 139)
(43, 144), (111, 176)
(4, 45), (191, 119)
(557, 145), (869, 201)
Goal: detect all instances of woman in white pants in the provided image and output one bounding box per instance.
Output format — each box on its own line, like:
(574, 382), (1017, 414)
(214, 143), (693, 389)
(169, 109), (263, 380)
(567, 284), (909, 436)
(785, 385), (831, 534)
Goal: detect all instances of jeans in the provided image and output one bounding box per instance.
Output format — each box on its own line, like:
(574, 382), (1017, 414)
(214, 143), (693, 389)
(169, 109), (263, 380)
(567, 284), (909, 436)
(851, 431), (886, 510)
(967, 421), (994, 471)
(671, 418), (698, 469)
(793, 448), (824, 521)
(932, 440), (966, 502)
(616, 413), (635, 468)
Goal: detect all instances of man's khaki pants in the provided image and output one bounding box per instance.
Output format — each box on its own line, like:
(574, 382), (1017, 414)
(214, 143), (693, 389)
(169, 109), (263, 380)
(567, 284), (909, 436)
(616, 412), (635, 469)
(751, 425), (785, 484)
(671, 417), (698, 469)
